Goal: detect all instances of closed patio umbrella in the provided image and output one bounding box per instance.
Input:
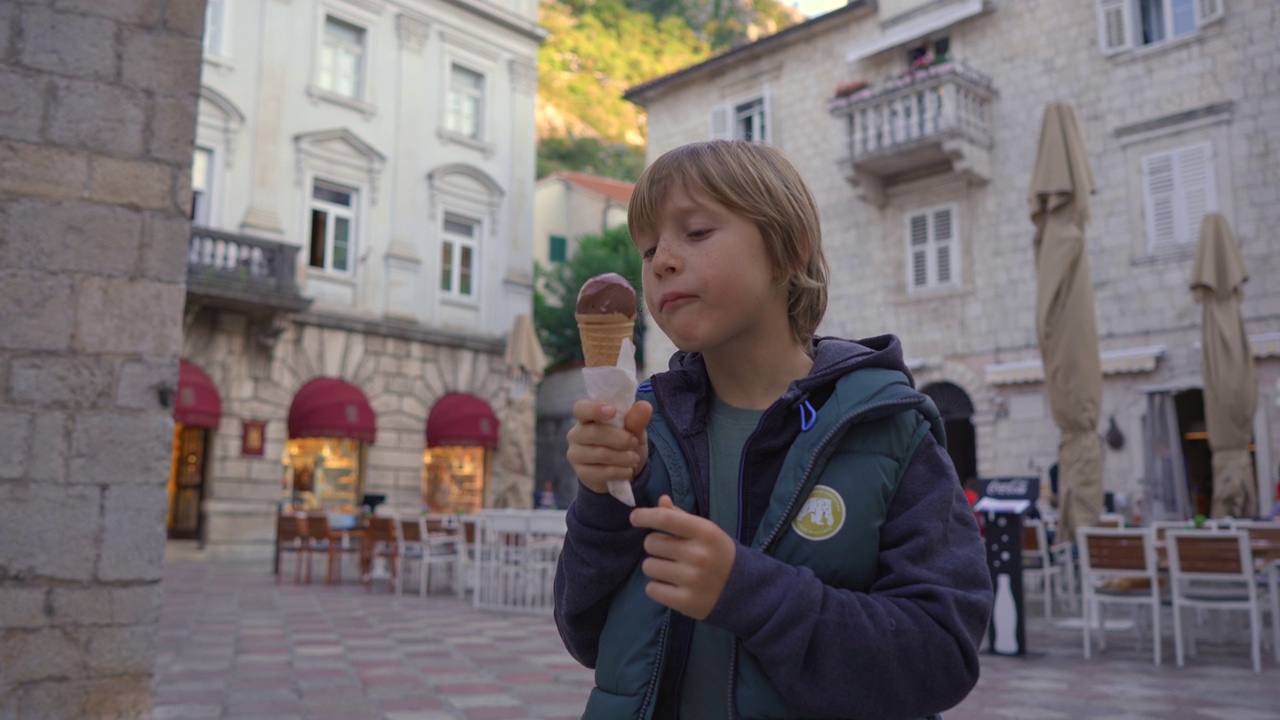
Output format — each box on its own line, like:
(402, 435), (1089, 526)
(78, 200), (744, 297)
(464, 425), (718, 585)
(1191, 213), (1256, 518)
(491, 314), (548, 508)
(1030, 103), (1104, 541)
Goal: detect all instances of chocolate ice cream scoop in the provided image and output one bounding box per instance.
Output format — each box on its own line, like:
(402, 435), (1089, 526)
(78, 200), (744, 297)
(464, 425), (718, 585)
(575, 273), (637, 318)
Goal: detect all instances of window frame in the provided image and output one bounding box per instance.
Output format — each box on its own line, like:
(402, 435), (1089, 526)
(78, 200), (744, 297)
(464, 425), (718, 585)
(1141, 141), (1217, 252)
(904, 203), (961, 293)
(317, 14), (367, 101)
(1097, 0), (1223, 56)
(307, 180), (358, 276)
(709, 87), (773, 144)
(444, 63), (486, 141)
(548, 235), (568, 263)
(190, 146), (215, 227)
(439, 211), (481, 300)
(203, 0), (228, 58)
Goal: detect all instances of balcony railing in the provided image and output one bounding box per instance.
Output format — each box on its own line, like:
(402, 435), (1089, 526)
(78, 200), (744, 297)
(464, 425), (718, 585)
(187, 226), (310, 314)
(828, 61), (996, 206)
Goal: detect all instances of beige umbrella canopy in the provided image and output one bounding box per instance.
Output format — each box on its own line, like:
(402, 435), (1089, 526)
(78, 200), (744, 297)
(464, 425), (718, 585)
(1191, 213), (1257, 518)
(1030, 103), (1104, 541)
(489, 314), (547, 509)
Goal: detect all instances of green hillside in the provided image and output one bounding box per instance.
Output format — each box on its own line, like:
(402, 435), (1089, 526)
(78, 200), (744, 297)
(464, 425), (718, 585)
(536, 0), (803, 180)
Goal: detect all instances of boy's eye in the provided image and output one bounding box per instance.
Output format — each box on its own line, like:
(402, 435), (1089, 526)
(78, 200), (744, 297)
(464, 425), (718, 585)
(688, 228), (710, 239)
(640, 246), (656, 259)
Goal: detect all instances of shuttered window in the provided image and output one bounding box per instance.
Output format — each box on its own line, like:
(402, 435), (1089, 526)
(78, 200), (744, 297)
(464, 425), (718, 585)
(1097, 0), (1223, 55)
(1142, 142), (1216, 250)
(906, 205), (959, 292)
(709, 88), (771, 143)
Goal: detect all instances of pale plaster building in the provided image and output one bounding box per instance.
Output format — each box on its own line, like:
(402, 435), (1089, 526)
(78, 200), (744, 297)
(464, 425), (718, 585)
(533, 170), (633, 270)
(182, 0), (544, 558)
(626, 0), (1280, 519)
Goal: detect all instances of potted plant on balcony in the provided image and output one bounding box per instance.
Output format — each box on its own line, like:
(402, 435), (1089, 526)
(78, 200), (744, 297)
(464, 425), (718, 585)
(899, 53), (936, 80)
(833, 79), (869, 99)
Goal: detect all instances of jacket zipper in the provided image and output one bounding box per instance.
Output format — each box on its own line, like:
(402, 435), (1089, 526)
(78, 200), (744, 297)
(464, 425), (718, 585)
(723, 396), (919, 717)
(638, 610), (672, 718)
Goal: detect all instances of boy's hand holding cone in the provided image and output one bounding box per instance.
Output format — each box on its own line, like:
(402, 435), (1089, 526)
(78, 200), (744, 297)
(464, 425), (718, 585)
(574, 273), (644, 506)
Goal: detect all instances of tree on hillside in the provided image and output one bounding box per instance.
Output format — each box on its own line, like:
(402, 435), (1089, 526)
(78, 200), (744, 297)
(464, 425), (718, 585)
(534, 224), (645, 370)
(537, 137), (646, 181)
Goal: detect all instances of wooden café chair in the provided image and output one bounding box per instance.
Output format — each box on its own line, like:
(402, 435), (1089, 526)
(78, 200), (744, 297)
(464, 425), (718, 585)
(1166, 529), (1267, 673)
(1076, 526), (1163, 665)
(364, 515), (400, 592)
(276, 513), (307, 584)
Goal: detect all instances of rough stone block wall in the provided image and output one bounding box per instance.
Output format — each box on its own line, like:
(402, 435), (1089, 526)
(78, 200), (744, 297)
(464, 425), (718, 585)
(0, 1), (205, 717)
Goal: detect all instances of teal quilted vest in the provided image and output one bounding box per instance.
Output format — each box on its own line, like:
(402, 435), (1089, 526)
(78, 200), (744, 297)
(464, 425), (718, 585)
(583, 368), (945, 719)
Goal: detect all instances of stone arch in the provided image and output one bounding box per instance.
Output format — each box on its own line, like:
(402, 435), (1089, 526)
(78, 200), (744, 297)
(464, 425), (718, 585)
(920, 379), (979, 485)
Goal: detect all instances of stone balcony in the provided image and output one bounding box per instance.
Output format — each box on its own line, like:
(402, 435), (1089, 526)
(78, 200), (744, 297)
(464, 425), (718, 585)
(185, 226), (312, 344)
(828, 60), (996, 207)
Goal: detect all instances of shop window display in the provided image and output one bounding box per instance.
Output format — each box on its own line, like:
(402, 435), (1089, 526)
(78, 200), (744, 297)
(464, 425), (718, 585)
(423, 446), (488, 514)
(284, 437), (364, 512)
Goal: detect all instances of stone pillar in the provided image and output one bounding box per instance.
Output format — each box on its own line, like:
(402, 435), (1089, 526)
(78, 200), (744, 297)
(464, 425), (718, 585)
(0, 1), (205, 717)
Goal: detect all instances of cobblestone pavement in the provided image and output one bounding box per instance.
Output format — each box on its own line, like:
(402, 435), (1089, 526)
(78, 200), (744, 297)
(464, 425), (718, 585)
(154, 559), (1278, 720)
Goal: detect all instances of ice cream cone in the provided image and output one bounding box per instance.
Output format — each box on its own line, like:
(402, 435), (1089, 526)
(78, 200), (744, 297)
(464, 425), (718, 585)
(576, 312), (635, 368)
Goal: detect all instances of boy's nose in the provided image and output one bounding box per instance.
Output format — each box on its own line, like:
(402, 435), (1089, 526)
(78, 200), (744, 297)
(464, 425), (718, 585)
(650, 239), (680, 275)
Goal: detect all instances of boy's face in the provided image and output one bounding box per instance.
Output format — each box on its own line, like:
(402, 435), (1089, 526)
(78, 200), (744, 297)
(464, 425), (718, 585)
(632, 183), (791, 360)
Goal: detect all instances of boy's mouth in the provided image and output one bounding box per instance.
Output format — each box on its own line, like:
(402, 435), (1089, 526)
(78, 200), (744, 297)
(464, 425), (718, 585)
(659, 292), (695, 312)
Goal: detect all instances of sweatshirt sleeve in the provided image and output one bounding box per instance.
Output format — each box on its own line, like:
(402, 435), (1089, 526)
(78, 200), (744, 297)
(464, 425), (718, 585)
(552, 467), (651, 668)
(704, 432), (993, 720)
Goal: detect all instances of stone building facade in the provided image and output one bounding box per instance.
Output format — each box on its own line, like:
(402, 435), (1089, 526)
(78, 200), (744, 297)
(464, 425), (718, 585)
(181, 0), (543, 559)
(0, 1), (206, 716)
(626, 0), (1280, 518)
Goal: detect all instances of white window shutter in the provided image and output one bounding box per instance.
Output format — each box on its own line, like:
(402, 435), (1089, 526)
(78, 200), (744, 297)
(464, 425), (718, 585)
(1176, 143), (1216, 245)
(933, 208), (954, 285)
(761, 84), (773, 144)
(1097, 0), (1132, 55)
(908, 213), (929, 288)
(1197, 0), (1224, 26)
(709, 105), (731, 141)
(1143, 152), (1177, 249)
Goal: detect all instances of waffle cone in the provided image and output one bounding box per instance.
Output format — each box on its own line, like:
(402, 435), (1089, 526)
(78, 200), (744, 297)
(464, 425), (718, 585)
(576, 313), (636, 367)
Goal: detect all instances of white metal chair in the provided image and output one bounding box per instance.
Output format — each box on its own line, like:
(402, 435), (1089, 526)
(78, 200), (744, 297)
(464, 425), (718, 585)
(1076, 526), (1163, 665)
(1233, 521), (1280, 663)
(395, 516), (428, 596)
(422, 516), (463, 596)
(1166, 529), (1267, 673)
(1023, 519), (1075, 618)
(472, 510), (566, 614)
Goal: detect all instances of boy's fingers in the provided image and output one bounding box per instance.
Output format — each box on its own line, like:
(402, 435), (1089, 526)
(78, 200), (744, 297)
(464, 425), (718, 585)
(623, 401), (653, 437)
(631, 502), (703, 538)
(572, 399), (616, 424)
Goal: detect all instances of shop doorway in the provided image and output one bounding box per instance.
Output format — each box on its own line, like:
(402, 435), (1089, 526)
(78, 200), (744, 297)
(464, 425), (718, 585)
(424, 393), (499, 514)
(170, 360), (222, 542)
(285, 377), (377, 513)
(168, 425), (208, 539)
(921, 381), (977, 484)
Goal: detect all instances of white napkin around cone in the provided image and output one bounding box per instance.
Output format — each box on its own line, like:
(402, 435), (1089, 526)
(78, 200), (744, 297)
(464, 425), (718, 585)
(581, 337), (638, 506)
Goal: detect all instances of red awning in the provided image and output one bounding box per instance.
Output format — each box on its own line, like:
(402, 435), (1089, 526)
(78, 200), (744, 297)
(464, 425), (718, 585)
(427, 393), (499, 450)
(288, 378), (377, 443)
(174, 360), (222, 429)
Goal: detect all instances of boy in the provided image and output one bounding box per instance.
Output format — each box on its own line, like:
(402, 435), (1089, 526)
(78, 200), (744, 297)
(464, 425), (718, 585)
(554, 141), (992, 719)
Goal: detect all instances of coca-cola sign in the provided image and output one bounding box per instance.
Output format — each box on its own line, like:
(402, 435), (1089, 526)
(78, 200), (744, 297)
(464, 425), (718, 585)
(978, 476), (1039, 502)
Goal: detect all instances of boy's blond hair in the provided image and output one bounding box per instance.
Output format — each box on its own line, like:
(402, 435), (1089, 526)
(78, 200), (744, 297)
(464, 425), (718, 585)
(627, 140), (829, 351)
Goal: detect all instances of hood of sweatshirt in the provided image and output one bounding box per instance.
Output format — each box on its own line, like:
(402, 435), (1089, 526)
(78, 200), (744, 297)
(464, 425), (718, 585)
(644, 334), (918, 545)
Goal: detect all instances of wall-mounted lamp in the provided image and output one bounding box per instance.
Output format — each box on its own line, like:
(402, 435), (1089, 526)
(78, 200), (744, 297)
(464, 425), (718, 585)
(156, 384), (175, 409)
(989, 393), (1008, 420)
(1104, 415), (1125, 450)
